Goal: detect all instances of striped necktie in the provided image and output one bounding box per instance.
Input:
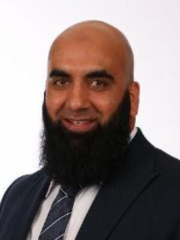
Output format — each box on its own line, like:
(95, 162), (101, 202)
(38, 185), (80, 240)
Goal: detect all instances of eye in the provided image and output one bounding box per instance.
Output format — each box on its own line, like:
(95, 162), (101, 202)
(91, 80), (104, 86)
(51, 78), (70, 87)
(90, 79), (109, 90)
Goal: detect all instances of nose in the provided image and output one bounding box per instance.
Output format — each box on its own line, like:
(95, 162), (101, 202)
(66, 82), (90, 111)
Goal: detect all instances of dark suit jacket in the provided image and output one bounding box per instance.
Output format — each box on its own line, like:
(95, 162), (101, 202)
(1, 129), (180, 240)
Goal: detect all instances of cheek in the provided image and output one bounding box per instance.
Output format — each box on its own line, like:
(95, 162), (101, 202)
(45, 87), (65, 120)
(91, 93), (122, 123)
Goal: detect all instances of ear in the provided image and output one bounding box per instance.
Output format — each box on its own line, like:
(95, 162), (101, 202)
(128, 81), (140, 118)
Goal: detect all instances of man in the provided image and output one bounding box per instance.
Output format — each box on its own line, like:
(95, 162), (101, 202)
(1, 20), (180, 240)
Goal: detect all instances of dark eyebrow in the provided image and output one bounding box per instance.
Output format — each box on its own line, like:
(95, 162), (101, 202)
(85, 70), (114, 81)
(49, 69), (70, 78)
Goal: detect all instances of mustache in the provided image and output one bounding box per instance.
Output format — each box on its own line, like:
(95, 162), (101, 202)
(55, 109), (101, 121)
(61, 117), (97, 121)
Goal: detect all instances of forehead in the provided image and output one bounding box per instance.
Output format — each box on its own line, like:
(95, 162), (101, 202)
(48, 33), (127, 75)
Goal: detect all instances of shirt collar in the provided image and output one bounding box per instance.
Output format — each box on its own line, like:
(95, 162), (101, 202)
(130, 127), (137, 142)
(45, 180), (56, 198)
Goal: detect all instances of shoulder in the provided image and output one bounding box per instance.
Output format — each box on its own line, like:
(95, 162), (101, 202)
(152, 147), (180, 195)
(0, 170), (47, 213)
(3, 170), (46, 196)
(134, 129), (180, 184)
(135, 129), (180, 179)
(155, 148), (180, 180)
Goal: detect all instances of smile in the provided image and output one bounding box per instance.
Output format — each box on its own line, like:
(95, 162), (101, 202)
(62, 118), (97, 132)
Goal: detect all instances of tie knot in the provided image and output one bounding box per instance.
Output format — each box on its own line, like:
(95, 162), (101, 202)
(61, 185), (80, 198)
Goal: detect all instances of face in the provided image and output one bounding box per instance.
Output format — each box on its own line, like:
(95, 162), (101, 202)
(46, 34), (139, 132)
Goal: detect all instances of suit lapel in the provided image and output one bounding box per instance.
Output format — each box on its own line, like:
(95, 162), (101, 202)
(76, 130), (160, 240)
(12, 171), (50, 240)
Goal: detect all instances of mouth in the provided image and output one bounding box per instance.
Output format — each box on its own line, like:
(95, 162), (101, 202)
(62, 118), (97, 132)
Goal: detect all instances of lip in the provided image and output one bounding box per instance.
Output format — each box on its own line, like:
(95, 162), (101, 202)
(62, 118), (97, 132)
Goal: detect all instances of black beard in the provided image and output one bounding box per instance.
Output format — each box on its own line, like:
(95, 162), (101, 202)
(40, 91), (131, 187)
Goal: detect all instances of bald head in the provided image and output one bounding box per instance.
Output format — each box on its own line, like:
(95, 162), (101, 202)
(49, 20), (134, 83)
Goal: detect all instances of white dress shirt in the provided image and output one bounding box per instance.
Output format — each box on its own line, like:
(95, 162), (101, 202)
(27, 127), (137, 240)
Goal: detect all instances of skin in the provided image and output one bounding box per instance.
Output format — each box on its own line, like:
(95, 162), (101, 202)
(45, 21), (140, 133)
